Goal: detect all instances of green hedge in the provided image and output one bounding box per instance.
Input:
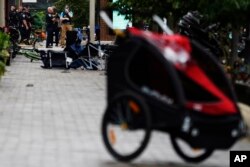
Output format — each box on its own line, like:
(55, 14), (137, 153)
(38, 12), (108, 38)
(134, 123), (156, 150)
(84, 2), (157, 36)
(0, 31), (10, 77)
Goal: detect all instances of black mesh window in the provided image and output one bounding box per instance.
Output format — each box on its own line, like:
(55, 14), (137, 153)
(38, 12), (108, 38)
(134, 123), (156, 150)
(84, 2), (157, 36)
(128, 45), (177, 104)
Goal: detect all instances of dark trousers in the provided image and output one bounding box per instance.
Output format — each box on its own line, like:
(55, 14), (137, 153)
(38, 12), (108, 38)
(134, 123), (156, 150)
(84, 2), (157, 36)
(46, 27), (53, 47)
(27, 27), (31, 41)
(53, 27), (60, 46)
(19, 27), (28, 42)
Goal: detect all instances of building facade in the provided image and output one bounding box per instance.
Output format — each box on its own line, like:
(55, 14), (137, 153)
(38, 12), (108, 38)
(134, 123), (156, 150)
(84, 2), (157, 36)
(100, 0), (115, 41)
(0, 0), (7, 27)
(0, 0), (20, 27)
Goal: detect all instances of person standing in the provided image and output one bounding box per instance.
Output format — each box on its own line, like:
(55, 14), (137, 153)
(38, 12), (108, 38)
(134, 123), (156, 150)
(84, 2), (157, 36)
(8, 5), (19, 28)
(45, 7), (54, 48)
(8, 5), (20, 44)
(52, 6), (60, 47)
(18, 6), (29, 43)
(23, 6), (32, 43)
(60, 5), (73, 47)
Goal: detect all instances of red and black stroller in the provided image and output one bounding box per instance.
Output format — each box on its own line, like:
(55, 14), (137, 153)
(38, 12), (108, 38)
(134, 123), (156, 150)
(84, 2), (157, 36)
(101, 26), (247, 163)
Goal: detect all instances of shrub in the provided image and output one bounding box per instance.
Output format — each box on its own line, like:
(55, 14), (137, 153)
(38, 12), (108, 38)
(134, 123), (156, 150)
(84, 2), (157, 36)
(0, 31), (10, 77)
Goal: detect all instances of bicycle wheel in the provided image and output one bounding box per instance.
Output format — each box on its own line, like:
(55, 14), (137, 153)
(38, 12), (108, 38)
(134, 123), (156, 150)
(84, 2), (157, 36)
(9, 27), (21, 43)
(102, 92), (151, 162)
(170, 135), (214, 163)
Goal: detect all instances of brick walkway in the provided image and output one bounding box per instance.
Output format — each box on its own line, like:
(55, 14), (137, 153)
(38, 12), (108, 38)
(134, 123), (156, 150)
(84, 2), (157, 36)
(0, 55), (249, 167)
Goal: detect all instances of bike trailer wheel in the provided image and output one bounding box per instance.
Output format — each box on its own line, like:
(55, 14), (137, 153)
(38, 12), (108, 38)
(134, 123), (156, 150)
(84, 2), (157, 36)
(170, 135), (214, 163)
(102, 92), (151, 162)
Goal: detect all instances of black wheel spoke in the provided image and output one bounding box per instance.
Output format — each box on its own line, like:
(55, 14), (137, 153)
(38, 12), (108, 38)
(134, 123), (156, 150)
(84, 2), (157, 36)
(102, 92), (151, 162)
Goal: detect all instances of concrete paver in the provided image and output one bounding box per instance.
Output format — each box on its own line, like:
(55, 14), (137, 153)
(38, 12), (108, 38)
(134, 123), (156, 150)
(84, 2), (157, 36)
(0, 55), (249, 167)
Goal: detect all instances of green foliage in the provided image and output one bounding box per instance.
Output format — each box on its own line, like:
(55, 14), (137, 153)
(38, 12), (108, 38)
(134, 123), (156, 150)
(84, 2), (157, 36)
(111, 0), (250, 29)
(0, 32), (10, 77)
(0, 32), (9, 51)
(110, 0), (196, 28)
(54, 0), (89, 28)
(31, 11), (46, 30)
(194, 0), (250, 65)
(111, 0), (250, 65)
(197, 0), (250, 27)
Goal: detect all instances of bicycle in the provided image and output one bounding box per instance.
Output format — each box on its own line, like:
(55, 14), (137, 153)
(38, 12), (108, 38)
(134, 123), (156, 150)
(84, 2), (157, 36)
(17, 29), (46, 62)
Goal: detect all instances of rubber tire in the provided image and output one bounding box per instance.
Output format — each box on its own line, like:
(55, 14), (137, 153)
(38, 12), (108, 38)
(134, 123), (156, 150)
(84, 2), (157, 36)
(170, 135), (214, 163)
(102, 92), (151, 162)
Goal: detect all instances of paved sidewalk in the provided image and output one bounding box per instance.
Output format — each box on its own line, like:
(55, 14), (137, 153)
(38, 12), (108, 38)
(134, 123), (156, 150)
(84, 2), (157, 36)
(0, 55), (249, 167)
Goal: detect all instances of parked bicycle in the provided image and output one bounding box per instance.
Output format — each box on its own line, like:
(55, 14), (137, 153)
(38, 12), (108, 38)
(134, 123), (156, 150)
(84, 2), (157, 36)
(15, 28), (45, 62)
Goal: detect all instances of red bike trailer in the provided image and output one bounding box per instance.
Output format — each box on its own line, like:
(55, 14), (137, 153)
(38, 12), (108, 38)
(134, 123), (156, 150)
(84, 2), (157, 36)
(102, 27), (247, 163)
